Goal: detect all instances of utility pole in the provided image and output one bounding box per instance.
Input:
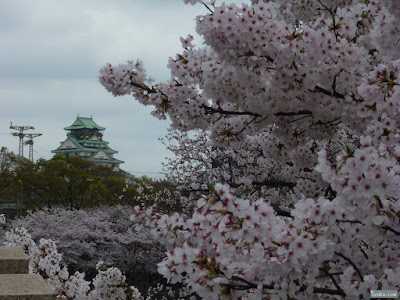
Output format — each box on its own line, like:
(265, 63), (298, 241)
(10, 122), (35, 158)
(24, 133), (42, 162)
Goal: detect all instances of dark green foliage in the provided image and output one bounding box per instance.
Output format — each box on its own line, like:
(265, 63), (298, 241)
(0, 148), (142, 210)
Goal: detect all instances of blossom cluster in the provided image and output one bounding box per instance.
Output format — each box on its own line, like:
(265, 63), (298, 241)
(4, 227), (143, 300)
(100, 0), (400, 298)
(133, 182), (399, 299)
(160, 125), (359, 214)
(160, 128), (295, 210)
(145, 283), (197, 300)
(10, 206), (164, 277)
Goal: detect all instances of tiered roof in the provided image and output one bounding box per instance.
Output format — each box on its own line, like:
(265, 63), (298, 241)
(52, 116), (124, 170)
(64, 117), (105, 130)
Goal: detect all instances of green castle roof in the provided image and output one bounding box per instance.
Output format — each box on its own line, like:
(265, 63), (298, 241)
(52, 115), (123, 168)
(52, 135), (118, 154)
(86, 157), (124, 164)
(64, 116), (105, 131)
(52, 147), (117, 155)
(77, 138), (109, 144)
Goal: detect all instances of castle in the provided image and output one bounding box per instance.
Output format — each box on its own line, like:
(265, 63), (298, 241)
(52, 115), (123, 171)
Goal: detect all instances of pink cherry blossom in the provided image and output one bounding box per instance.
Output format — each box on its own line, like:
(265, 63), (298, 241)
(98, 0), (400, 298)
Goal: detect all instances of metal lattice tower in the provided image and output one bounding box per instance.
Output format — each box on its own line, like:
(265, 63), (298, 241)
(10, 122), (35, 157)
(24, 133), (42, 162)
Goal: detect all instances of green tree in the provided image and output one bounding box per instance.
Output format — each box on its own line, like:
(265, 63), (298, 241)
(0, 147), (27, 201)
(18, 156), (89, 209)
(1, 149), (174, 211)
(16, 155), (137, 209)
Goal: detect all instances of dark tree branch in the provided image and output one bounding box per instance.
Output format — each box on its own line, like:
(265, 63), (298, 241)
(203, 2), (214, 14)
(253, 179), (296, 188)
(223, 275), (346, 296)
(289, 114), (312, 123)
(310, 286), (346, 296)
(337, 219), (362, 224)
(254, 115), (270, 124)
(235, 116), (258, 136)
(335, 251), (363, 281)
(312, 117), (342, 127)
(201, 104), (262, 117)
(261, 55), (275, 63)
(274, 209), (293, 218)
(320, 264), (343, 293)
(381, 225), (400, 236)
(274, 110), (312, 117)
(130, 80), (157, 94)
(312, 85), (345, 99)
(231, 275), (273, 289)
(359, 245), (369, 260)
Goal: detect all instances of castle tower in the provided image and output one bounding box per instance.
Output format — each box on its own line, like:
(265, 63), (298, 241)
(52, 115), (124, 171)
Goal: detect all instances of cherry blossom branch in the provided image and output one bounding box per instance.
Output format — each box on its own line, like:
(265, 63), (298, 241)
(235, 116), (258, 135)
(337, 219), (362, 224)
(316, 0), (335, 18)
(229, 275), (273, 290)
(312, 117), (342, 127)
(129, 78), (157, 94)
(261, 55), (275, 63)
(335, 251), (363, 281)
(274, 208), (293, 218)
(381, 225), (400, 236)
(203, 2), (214, 14)
(289, 114), (312, 123)
(320, 264), (343, 293)
(274, 110), (312, 117)
(312, 86), (345, 99)
(99, 2), (400, 298)
(127, 77), (169, 103)
(359, 245), (369, 260)
(201, 104), (262, 117)
(224, 275), (346, 296)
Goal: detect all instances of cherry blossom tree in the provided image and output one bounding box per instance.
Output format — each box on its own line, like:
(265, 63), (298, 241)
(10, 206), (164, 286)
(3, 212), (199, 299)
(4, 227), (143, 300)
(161, 126), (359, 215)
(161, 128), (294, 202)
(100, 0), (400, 298)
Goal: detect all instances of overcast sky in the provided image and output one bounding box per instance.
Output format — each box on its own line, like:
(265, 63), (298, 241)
(0, 0), (246, 178)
